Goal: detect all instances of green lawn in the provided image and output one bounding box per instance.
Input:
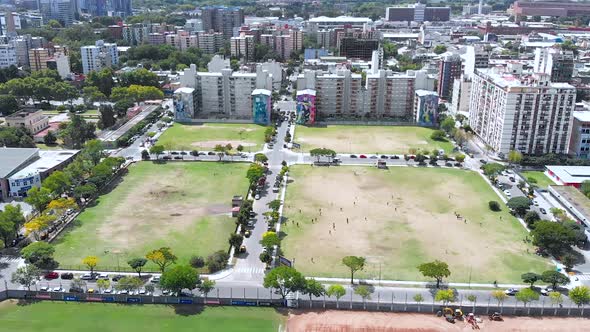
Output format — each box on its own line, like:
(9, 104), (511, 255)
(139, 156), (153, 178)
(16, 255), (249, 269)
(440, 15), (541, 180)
(294, 125), (454, 154)
(35, 144), (63, 150)
(281, 166), (552, 283)
(0, 300), (285, 332)
(53, 162), (249, 271)
(521, 171), (555, 189)
(157, 123), (268, 152)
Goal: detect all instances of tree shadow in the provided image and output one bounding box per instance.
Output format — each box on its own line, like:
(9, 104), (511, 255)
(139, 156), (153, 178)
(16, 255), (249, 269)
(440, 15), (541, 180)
(16, 299), (40, 306)
(169, 304), (206, 316)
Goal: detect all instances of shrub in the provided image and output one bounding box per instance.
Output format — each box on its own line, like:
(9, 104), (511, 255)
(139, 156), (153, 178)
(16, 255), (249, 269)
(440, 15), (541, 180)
(430, 130), (447, 141)
(488, 200), (501, 211)
(524, 211), (540, 228)
(206, 250), (229, 273)
(189, 255), (205, 269)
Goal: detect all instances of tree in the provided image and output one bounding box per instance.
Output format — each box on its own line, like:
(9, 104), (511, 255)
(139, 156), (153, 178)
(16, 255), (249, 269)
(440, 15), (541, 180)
(150, 145), (165, 159)
(229, 233), (244, 248)
(206, 250), (229, 273)
(43, 131), (57, 145)
(254, 153), (268, 163)
(260, 231), (280, 248)
(354, 285), (373, 302)
(160, 265), (199, 295)
(189, 256), (205, 269)
(267, 199), (281, 211)
(453, 129), (468, 148)
(24, 186), (52, 212)
(481, 163), (506, 177)
(237, 145), (244, 152)
(119, 68), (160, 88)
(326, 284), (346, 306)
(127, 258), (148, 277)
(23, 215), (54, 241)
(562, 254), (576, 271)
(531, 221), (577, 256)
(541, 270), (569, 289)
(491, 290), (508, 305)
(246, 163), (265, 184)
(430, 130), (446, 141)
(524, 211), (540, 227)
(455, 154), (465, 163)
(21, 242), (57, 269)
(116, 276), (144, 292)
(0, 94), (19, 115)
(0, 204), (25, 247)
(521, 272), (542, 288)
(506, 197), (532, 216)
(213, 144), (226, 161)
(433, 45), (447, 54)
(11, 265), (41, 290)
(549, 291), (563, 306)
(71, 278), (87, 291)
(146, 247), (177, 273)
(82, 86), (107, 105)
(489, 201), (501, 211)
(435, 289), (455, 305)
(515, 288), (539, 307)
(83, 256), (98, 275)
(74, 183), (98, 201)
(309, 148), (337, 162)
(342, 256), (366, 284)
(43, 171), (71, 196)
(507, 150), (523, 165)
(97, 279), (111, 292)
(259, 252), (272, 264)
(440, 117), (455, 134)
(303, 278), (325, 305)
(263, 266), (306, 299)
(417, 260), (451, 288)
(569, 286), (590, 307)
(197, 279), (216, 298)
(86, 68), (115, 96)
(59, 114), (96, 149)
(98, 104), (116, 129)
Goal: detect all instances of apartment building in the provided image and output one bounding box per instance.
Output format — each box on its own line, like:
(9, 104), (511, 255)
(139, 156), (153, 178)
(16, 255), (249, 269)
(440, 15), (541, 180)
(80, 40), (118, 74)
(365, 70), (415, 119)
(38, 0), (74, 27)
(569, 111), (590, 159)
(414, 90), (439, 126)
(197, 31), (225, 54)
(230, 35), (255, 61)
(533, 47), (574, 83)
(0, 44), (16, 68)
(201, 6), (244, 38)
(177, 64), (273, 122)
(437, 54), (462, 100)
(385, 3), (450, 22)
(469, 67), (576, 155)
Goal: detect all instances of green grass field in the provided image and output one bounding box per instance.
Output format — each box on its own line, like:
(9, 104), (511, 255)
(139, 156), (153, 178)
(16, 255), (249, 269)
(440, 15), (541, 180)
(0, 300), (285, 332)
(521, 171), (555, 189)
(294, 125), (454, 154)
(157, 123), (268, 151)
(35, 144), (63, 150)
(53, 162), (249, 271)
(281, 166), (551, 283)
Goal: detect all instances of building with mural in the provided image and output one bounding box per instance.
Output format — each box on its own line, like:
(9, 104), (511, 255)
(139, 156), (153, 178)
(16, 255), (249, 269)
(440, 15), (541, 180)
(414, 90), (439, 126)
(251, 89), (271, 125)
(296, 89), (316, 125)
(173, 87), (196, 121)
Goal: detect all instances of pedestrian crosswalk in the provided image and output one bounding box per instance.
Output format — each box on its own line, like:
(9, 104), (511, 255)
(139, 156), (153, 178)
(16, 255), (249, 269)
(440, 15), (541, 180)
(576, 274), (590, 281)
(233, 267), (265, 275)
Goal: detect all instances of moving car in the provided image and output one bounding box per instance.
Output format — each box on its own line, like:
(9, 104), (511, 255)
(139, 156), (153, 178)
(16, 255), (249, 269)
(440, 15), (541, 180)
(504, 288), (519, 296)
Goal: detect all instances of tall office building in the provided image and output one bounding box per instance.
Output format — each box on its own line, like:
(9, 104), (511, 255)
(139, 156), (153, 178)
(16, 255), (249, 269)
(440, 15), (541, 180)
(469, 67), (576, 155)
(80, 40), (118, 74)
(108, 0), (132, 17)
(533, 47), (574, 83)
(201, 6), (244, 39)
(437, 54), (461, 100)
(339, 38), (379, 60)
(38, 0), (74, 27)
(385, 3), (450, 22)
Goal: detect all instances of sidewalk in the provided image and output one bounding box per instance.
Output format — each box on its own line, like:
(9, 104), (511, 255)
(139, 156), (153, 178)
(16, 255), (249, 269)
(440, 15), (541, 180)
(310, 277), (527, 289)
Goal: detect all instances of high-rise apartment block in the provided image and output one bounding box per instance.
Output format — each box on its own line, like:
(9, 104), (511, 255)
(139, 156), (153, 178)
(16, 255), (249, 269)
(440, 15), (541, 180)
(80, 40), (118, 74)
(437, 54), (462, 100)
(469, 68), (576, 155)
(108, 0), (132, 17)
(0, 44), (17, 68)
(533, 47), (574, 83)
(201, 6), (244, 38)
(230, 35), (254, 61)
(365, 70), (415, 119)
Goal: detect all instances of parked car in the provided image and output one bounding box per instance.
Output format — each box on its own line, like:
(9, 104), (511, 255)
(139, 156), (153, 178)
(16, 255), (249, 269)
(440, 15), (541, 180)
(540, 287), (555, 296)
(87, 288), (95, 293)
(44, 272), (59, 280)
(254, 193), (261, 200)
(150, 276), (161, 284)
(350, 154), (357, 158)
(98, 273), (109, 280)
(207, 152), (215, 156)
(480, 159), (487, 164)
(81, 274), (94, 280)
(445, 162), (453, 167)
(540, 208), (547, 214)
(103, 289), (113, 294)
(40, 286), (50, 292)
(504, 190), (511, 197)
(69, 287), (84, 293)
(504, 288), (519, 296)
(380, 155), (389, 159)
(60, 272), (74, 280)
(359, 155), (367, 159)
(112, 275), (125, 282)
(52, 287), (64, 292)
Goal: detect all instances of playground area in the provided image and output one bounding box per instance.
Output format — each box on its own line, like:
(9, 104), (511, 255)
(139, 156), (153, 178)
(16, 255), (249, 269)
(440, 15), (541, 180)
(157, 123), (267, 151)
(294, 125), (454, 154)
(281, 166), (551, 283)
(287, 310), (590, 332)
(53, 162), (249, 270)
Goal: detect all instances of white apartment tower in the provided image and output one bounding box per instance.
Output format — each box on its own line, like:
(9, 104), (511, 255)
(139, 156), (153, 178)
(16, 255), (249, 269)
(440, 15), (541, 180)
(80, 40), (118, 74)
(365, 69), (415, 119)
(469, 68), (576, 155)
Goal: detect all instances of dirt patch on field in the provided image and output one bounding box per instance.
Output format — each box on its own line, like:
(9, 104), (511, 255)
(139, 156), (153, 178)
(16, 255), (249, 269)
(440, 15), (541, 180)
(297, 130), (434, 153)
(287, 310), (590, 332)
(190, 140), (257, 148)
(96, 173), (229, 248)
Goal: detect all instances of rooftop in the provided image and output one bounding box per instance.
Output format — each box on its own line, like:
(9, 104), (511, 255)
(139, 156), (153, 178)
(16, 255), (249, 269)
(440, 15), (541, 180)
(416, 89), (438, 97)
(10, 150), (78, 180)
(252, 89), (271, 96)
(550, 185), (590, 224)
(0, 147), (39, 179)
(308, 16), (372, 23)
(547, 165), (590, 184)
(297, 89), (316, 96)
(574, 111), (590, 122)
(476, 68), (575, 90)
(175, 87), (195, 94)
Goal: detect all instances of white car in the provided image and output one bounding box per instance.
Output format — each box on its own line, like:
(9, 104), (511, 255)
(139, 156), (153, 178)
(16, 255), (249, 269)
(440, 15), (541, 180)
(52, 287), (64, 292)
(40, 286), (49, 292)
(504, 190), (511, 197)
(103, 289), (112, 294)
(254, 194), (261, 200)
(541, 287), (555, 296)
(98, 273), (109, 280)
(150, 276), (161, 284)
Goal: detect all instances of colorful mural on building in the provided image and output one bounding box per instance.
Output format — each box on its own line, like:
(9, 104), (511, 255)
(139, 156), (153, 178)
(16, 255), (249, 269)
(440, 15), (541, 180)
(252, 90), (271, 125)
(296, 90), (316, 125)
(415, 91), (438, 126)
(173, 88), (195, 121)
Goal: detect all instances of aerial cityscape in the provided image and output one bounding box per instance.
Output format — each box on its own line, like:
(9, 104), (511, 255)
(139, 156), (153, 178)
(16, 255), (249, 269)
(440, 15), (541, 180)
(1, 0), (590, 331)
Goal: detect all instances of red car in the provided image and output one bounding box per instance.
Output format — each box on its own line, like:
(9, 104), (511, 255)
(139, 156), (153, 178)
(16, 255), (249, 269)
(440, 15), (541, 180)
(359, 155), (367, 159)
(44, 272), (59, 280)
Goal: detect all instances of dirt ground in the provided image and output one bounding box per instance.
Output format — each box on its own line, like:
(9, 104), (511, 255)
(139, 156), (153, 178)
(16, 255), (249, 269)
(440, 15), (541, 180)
(192, 140), (257, 148)
(286, 310), (590, 332)
(281, 166), (549, 282)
